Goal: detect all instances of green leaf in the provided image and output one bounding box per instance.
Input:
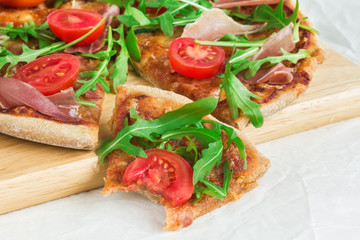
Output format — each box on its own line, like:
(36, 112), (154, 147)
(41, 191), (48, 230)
(97, 97), (218, 163)
(192, 140), (223, 184)
(233, 48), (310, 79)
(252, 0), (299, 31)
(126, 6), (152, 25)
(161, 127), (220, 147)
(75, 26), (116, 99)
(125, 27), (141, 62)
(103, 0), (135, 8)
(158, 12), (174, 37)
(220, 64), (263, 128)
(0, 42), (64, 73)
(112, 24), (130, 89)
(54, 0), (67, 8)
(194, 160), (233, 201)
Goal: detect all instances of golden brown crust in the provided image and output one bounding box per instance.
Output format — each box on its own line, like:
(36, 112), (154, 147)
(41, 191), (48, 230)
(133, 0), (325, 130)
(0, 113), (99, 149)
(102, 85), (270, 230)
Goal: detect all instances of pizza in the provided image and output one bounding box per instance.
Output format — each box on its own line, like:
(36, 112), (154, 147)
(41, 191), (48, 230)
(0, 0), (323, 231)
(0, 0), (113, 149)
(132, 0), (325, 129)
(100, 85), (270, 230)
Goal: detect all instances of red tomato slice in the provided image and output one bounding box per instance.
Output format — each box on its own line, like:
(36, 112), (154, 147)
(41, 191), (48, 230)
(123, 149), (194, 207)
(0, 0), (44, 8)
(14, 54), (80, 96)
(169, 38), (225, 79)
(47, 9), (105, 46)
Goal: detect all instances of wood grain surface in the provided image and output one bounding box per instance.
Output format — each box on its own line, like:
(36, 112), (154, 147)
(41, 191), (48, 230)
(1, 44), (359, 215)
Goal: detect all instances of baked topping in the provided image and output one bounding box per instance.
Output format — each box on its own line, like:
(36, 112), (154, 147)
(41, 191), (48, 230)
(181, 8), (265, 41)
(0, 77), (78, 120)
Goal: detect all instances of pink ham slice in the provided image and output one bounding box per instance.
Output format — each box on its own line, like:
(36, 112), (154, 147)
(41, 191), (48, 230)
(241, 23), (295, 85)
(181, 8), (265, 41)
(65, 5), (120, 54)
(0, 78), (79, 121)
(239, 63), (293, 85)
(251, 22), (295, 60)
(212, 0), (280, 8)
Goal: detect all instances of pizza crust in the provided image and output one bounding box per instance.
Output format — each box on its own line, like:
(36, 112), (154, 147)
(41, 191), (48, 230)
(133, 0), (325, 130)
(0, 113), (98, 149)
(102, 84), (270, 231)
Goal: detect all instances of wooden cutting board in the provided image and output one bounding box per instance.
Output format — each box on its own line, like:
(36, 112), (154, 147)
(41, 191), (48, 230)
(1, 44), (360, 215)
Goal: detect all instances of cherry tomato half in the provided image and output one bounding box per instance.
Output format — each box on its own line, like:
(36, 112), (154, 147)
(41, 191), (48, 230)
(123, 149), (194, 207)
(0, 0), (44, 8)
(169, 38), (225, 79)
(14, 54), (80, 96)
(47, 9), (105, 46)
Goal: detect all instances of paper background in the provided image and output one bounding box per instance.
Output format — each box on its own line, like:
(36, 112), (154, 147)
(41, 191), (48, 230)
(1, 0), (360, 239)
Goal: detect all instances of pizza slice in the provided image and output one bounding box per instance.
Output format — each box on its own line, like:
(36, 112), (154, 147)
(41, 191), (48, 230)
(99, 85), (270, 230)
(0, 1), (120, 149)
(126, 0), (325, 129)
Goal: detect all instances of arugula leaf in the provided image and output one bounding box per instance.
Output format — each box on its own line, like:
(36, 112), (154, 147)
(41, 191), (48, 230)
(54, 0), (67, 8)
(97, 97), (218, 163)
(252, 0), (299, 31)
(233, 48), (310, 79)
(125, 27), (141, 62)
(103, 0), (135, 8)
(0, 21), (56, 44)
(193, 140), (223, 184)
(0, 42), (64, 73)
(75, 27), (115, 103)
(0, 17), (107, 74)
(111, 25), (131, 89)
(159, 12), (175, 37)
(221, 65), (263, 128)
(161, 127), (220, 147)
(194, 160), (233, 201)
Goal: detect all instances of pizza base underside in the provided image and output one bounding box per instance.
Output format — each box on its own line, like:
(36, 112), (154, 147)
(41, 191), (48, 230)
(102, 85), (271, 231)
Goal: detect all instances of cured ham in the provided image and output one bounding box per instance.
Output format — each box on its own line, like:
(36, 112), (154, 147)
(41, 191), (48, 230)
(181, 8), (264, 41)
(241, 23), (295, 85)
(0, 78), (79, 120)
(212, 0), (280, 8)
(251, 22), (295, 60)
(240, 63), (293, 85)
(65, 5), (120, 54)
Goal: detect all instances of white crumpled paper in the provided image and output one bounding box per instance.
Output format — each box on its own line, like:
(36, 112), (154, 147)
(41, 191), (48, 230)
(1, 0), (360, 239)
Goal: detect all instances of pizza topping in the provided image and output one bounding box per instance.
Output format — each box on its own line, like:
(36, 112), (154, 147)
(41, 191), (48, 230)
(181, 8), (265, 41)
(169, 38), (225, 79)
(0, 0), (45, 8)
(239, 63), (293, 85)
(123, 149), (194, 207)
(252, 22), (295, 60)
(99, 97), (246, 203)
(13, 53), (80, 96)
(65, 4), (120, 54)
(47, 9), (106, 46)
(212, 0), (280, 8)
(236, 22), (295, 85)
(0, 78), (78, 120)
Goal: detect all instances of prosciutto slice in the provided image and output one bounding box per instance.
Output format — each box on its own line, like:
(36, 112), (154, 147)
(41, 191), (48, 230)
(252, 22), (295, 60)
(0, 78), (79, 121)
(212, 0), (280, 8)
(240, 23), (295, 85)
(240, 63), (293, 85)
(181, 8), (265, 41)
(65, 5), (120, 54)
